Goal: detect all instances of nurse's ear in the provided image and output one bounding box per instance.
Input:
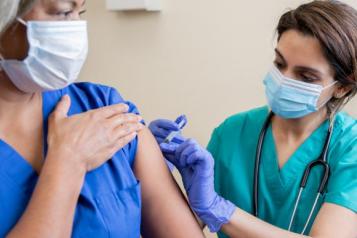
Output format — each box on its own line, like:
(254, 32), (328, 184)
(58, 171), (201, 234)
(333, 80), (355, 99)
(0, 20), (29, 60)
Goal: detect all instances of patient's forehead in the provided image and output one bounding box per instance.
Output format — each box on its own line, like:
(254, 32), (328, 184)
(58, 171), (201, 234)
(31, 0), (86, 10)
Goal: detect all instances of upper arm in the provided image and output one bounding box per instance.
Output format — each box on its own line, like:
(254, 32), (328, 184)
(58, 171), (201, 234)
(310, 203), (357, 238)
(310, 127), (357, 238)
(133, 127), (204, 238)
(105, 86), (203, 236)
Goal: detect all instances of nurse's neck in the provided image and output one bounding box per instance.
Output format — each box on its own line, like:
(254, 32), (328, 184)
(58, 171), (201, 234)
(273, 109), (328, 140)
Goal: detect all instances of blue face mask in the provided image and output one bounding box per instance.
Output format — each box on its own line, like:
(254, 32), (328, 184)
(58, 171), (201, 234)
(263, 66), (336, 119)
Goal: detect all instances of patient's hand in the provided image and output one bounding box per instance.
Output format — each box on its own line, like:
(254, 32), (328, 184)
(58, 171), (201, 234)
(48, 96), (144, 171)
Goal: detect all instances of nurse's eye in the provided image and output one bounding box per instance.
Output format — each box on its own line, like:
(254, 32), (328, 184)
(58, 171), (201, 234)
(274, 60), (285, 69)
(300, 73), (317, 83)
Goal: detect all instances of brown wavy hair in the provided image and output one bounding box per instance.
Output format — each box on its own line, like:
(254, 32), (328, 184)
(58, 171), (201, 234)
(277, 0), (357, 116)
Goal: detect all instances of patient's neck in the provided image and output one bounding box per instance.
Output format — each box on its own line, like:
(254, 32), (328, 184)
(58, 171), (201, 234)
(0, 71), (40, 122)
(0, 71), (36, 103)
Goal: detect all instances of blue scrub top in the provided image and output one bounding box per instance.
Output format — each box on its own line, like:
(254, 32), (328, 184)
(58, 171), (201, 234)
(0, 83), (142, 237)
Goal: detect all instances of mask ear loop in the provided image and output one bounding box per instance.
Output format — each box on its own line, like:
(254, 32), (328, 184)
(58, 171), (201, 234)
(316, 81), (338, 109)
(0, 52), (4, 71)
(16, 17), (27, 26)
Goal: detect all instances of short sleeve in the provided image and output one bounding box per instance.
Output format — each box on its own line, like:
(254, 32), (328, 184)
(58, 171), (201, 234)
(108, 87), (143, 166)
(324, 137), (357, 213)
(107, 87), (136, 113)
(207, 127), (221, 159)
(207, 124), (226, 197)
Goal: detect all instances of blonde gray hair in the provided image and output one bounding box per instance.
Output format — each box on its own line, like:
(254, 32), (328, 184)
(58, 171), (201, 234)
(0, 0), (37, 36)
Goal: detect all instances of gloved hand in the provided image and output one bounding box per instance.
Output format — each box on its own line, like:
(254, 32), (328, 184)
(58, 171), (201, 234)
(161, 139), (236, 232)
(148, 115), (187, 170)
(148, 115), (187, 145)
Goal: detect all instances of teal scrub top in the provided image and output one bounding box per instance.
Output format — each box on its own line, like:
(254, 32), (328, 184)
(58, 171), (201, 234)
(207, 106), (357, 237)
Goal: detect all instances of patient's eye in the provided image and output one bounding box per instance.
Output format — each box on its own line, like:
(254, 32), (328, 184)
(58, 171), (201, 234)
(47, 1), (85, 20)
(56, 10), (73, 18)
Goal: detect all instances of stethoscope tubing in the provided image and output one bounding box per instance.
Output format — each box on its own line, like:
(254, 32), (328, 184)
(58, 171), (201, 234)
(253, 112), (334, 234)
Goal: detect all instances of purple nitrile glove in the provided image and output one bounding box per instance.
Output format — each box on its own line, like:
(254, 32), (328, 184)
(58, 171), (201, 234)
(160, 139), (236, 232)
(148, 115), (187, 170)
(148, 115), (187, 144)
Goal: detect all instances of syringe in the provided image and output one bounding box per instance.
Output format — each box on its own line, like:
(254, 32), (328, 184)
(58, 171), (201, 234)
(162, 115), (187, 144)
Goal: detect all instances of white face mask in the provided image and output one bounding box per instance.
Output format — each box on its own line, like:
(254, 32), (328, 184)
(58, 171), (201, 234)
(0, 18), (88, 93)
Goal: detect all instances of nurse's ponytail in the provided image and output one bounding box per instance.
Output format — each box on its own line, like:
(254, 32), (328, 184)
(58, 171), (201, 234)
(276, 0), (357, 116)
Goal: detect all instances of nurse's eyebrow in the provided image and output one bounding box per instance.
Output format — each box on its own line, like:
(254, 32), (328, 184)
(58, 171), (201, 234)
(295, 66), (323, 76)
(274, 48), (322, 76)
(274, 48), (286, 63)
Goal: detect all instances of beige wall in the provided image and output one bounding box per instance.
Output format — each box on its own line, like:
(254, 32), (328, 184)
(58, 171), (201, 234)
(82, 0), (356, 147)
(81, 1), (356, 237)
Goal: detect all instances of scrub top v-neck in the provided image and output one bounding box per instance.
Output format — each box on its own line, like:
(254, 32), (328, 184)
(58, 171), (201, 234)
(208, 106), (357, 237)
(0, 82), (142, 238)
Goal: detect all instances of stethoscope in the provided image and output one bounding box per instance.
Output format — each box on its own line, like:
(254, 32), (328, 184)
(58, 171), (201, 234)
(253, 112), (334, 234)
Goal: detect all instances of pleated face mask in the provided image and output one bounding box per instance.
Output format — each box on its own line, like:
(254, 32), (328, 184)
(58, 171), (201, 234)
(263, 65), (336, 119)
(0, 18), (88, 93)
